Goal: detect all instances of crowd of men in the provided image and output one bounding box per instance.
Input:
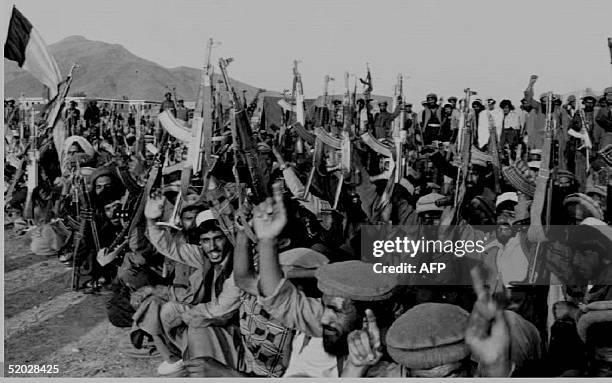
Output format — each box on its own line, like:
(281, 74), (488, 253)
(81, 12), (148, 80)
(4, 79), (612, 377)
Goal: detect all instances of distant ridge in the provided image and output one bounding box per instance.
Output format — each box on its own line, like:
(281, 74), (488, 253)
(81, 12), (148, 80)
(4, 35), (280, 102)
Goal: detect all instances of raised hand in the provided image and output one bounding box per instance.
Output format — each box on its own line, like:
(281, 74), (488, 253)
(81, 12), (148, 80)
(252, 182), (287, 241)
(465, 267), (512, 377)
(144, 188), (166, 220)
(347, 309), (383, 368)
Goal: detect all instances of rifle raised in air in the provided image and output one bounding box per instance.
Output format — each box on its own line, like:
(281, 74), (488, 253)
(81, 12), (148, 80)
(218, 57), (268, 203)
(453, 88), (477, 222)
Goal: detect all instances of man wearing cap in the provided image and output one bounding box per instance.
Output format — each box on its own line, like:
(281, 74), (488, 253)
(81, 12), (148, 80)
(575, 298), (612, 376)
(420, 93), (443, 146)
(569, 218), (612, 303)
(585, 185), (607, 218)
(348, 275), (540, 378)
(251, 186), (397, 377)
(523, 83), (568, 151)
(144, 191), (242, 374)
(372, 100), (401, 139)
(131, 195), (237, 375)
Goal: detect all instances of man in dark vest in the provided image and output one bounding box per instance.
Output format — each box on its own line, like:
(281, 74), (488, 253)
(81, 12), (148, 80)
(420, 93), (443, 146)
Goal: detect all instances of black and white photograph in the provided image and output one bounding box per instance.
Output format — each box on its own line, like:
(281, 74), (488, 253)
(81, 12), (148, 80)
(3, 0), (612, 379)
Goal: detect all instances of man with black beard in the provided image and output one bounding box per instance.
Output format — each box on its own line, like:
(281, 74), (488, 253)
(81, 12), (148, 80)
(255, 186), (397, 377)
(420, 93), (443, 146)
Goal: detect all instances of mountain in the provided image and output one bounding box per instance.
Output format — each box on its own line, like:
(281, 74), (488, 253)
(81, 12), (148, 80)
(4, 35), (279, 102)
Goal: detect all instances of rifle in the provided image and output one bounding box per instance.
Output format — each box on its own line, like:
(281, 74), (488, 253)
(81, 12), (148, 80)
(218, 57), (268, 202)
(247, 88), (265, 118)
(97, 132), (171, 268)
(453, 88), (477, 221)
(302, 72), (352, 209)
(359, 64), (373, 134)
(571, 92), (593, 171)
(71, 162), (101, 290)
(23, 107), (38, 220)
(292, 60), (306, 154)
(316, 75), (334, 128)
(528, 92), (554, 244)
(487, 111), (502, 193)
(392, 74), (405, 183)
(183, 38), (217, 201)
(526, 93), (555, 283)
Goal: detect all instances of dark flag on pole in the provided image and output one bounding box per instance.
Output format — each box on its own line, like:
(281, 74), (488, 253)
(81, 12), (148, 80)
(4, 5), (62, 99)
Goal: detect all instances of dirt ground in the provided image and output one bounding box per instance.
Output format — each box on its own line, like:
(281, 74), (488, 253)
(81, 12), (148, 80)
(3, 228), (159, 378)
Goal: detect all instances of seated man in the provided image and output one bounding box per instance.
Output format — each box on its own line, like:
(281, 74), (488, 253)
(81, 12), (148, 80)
(144, 186), (339, 378)
(252, 184), (398, 377)
(129, 196), (207, 373)
(144, 191), (242, 375)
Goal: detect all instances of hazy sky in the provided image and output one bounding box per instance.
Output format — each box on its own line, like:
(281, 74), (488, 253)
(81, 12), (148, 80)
(4, 0), (612, 102)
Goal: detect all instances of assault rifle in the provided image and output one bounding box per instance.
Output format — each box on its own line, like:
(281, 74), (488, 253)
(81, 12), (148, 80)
(358, 64), (373, 134)
(526, 91), (554, 283)
(392, 74), (406, 183)
(70, 161), (102, 290)
(292, 60), (307, 154)
(315, 75), (334, 128)
(218, 57), (268, 202)
(487, 110), (502, 193)
(569, 91), (593, 171)
(453, 88), (477, 222)
(302, 71), (352, 209)
(97, 132), (171, 269)
(191, 38), (217, 198)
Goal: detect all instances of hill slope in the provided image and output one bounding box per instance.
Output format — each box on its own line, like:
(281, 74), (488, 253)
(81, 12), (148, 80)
(4, 35), (278, 102)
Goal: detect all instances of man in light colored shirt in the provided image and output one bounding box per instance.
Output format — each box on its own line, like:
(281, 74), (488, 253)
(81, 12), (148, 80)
(477, 98), (504, 150)
(252, 185), (399, 377)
